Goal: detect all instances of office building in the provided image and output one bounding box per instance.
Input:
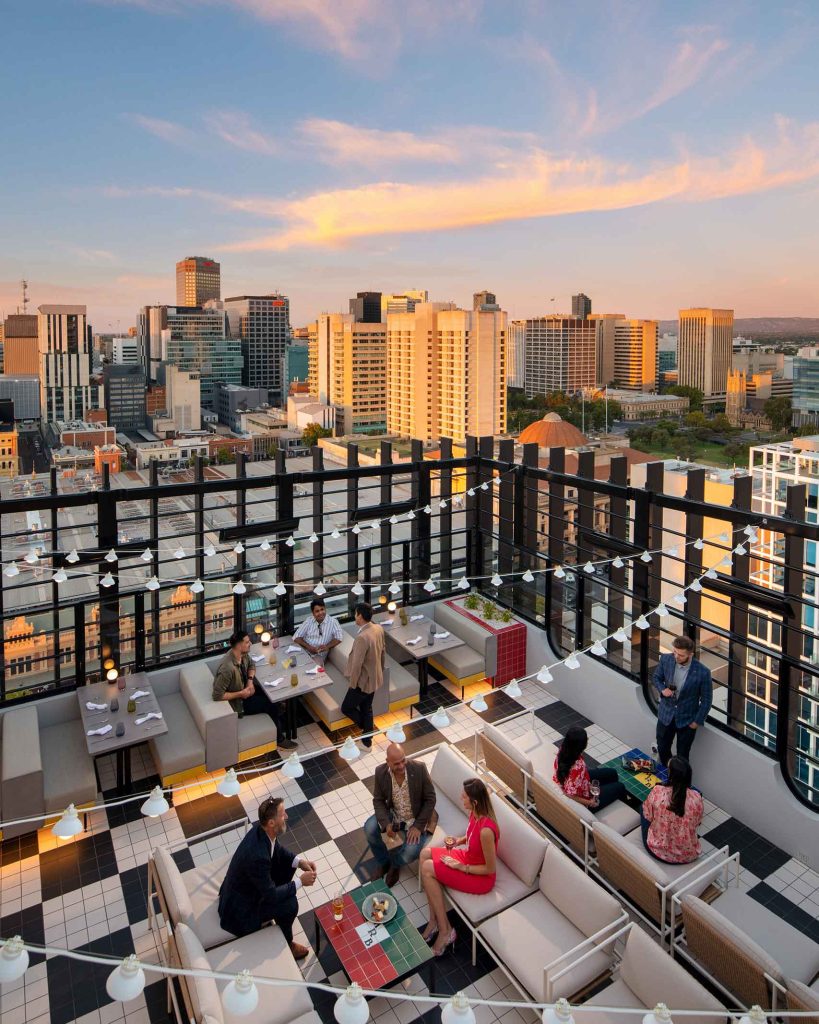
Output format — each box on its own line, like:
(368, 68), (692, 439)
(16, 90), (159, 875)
(0, 400), (19, 477)
(604, 389), (689, 421)
(112, 337), (141, 365)
(387, 302), (506, 443)
(572, 292), (592, 319)
(2, 314), (38, 375)
(159, 364), (201, 433)
(792, 346), (819, 425)
(658, 350), (676, 373)
(349, 291), (382, 323)
(37, 304), (101, 422)
(524, 316), (598, 398)
(215, 382), (268, 432)
(103, 364), (147, 431)
(224, 294), (291, 403)
(677, 308), (734, 399)
(589, 313), (624, 387)
(381, 290), (428, 317)
(281, 343), (309, 399)
(310, 313), (387, 434)
(613, 319), (658, 392)
(473, 290), (499, 310)
(0, 375), (40, 420)
(507, 320), (526, 390)
(176, 256), (221, 306)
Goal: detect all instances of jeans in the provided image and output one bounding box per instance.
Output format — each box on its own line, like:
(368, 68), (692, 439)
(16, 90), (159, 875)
(589, 766), (626, 811)
(363, 814), (431, 868)
(656, 719), (698, 767)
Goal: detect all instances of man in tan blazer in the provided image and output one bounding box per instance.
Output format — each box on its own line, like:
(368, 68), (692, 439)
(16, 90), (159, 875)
(342, 602), (385, 748)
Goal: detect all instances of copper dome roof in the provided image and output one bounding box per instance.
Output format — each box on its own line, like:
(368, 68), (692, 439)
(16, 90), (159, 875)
(518, 411), (588, 448)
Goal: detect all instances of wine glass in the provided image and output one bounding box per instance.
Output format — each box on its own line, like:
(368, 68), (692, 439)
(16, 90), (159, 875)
(590, 780), (601, 805)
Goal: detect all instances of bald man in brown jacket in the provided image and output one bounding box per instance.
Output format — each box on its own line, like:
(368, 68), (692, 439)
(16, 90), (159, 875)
(342, 602), (385, 748)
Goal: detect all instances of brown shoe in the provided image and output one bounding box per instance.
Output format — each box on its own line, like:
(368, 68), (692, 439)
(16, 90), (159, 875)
(385, 866), (400, 888)
(289, 942), (310, 961)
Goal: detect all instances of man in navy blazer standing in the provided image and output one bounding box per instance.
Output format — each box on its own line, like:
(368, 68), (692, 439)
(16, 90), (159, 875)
(653, 635), (713, 767)
(218, 796), (317, 959)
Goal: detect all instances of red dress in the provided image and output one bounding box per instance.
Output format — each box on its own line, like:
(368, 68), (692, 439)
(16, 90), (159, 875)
(431, 814), (499, 895)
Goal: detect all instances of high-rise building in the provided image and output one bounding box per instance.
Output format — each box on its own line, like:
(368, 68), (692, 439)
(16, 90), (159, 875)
(138, 305), (242, 409)
(381, 290), (428, 317)
(473, 291), (499, 311)
(224, 294), (291, 403)
(161, 364), (201, 432)
(37, 304), (101, 422)
(349, 291), (382, 323)
(281, 344), (309, 399)
(0, 375), (40, 420)
(792, 346), (819, 425)
(507, 320), (526, 390)
(523, 316), (598, 398)
(310, 313), (387, 434)
(589, 313), (624, 387)
(176, 256), (221, 306)
(112, 337), (141, 365)
(677, 308), (734, 398)
(0, 400), (18, 477)
(386, 302), (506, 443)
(613, 319), (658, 392)
(2, 315), (38, 375)
(103, 364), (147, 431)
(572, 293), (592, 319)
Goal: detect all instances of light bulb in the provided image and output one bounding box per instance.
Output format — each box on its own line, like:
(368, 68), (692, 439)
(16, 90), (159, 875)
(24, 550), (39, 565)
(667, 546), (679, 559)
(204, 544), (216, 557)
(442, 992), (476, 1024)
(146, 576), (160, 591)
(423, 578), (436, 593)
(260, 631), (271, 645)
(439, 500), (448, 509)
(222, 970), (259, 1017)
(334, 982), (370, 1024)
(389, 515), (399, 526)
(583, 561), (595, 574)
(0, 936), (29, 983)
(504, 678), (522, 698)
(613, 555), (625, 569)
(388, 580), (401, 595)
(173, 546), (186, 559)
(430, 706), (450, 728)
(655, 603), (669, 617)
(282, 752), (304, 778)
(737, 1006), (767, 1024)
(522, 569), (535, 582)
(106, 954), (145, 1002)
(352, 524), (361, 535)
(260, 538), (271, 551)
(309, 532), (319, 544)
(314, 581), (327, 596)
(141, 786), (169, 818)
(743, 524), (756, 537)
(689, 579), (702, 592)
(100, 572), (116, 588)
(614, 627), (628, 643)
(285, 535), (296, 547)
(233, 580), (247, 595)
(734, 544), (747, 556)
(470, 693), (488, 712)
(423, 505), (432, 515)
(67, 548), (81, 563)
(406, 509), (415, 520)
(52, 804), (83, 840)
(106, 668), (119, 682)
(234, 542), (245, 554)
(274, 581), (287, 596)
(491, 573), (503, 587)
(386, 722), (406, 743)
(673, 592), (687, 605)
(480, 482), (489, 491)
(543, 999), (575, 1024)
(467, 488), (475, 496)
(458, 577), (470, 590)
(564, 653), (580, 670)
(53, 568), (68, 584)
(190, 578), (204, 593)
(554, 565), (566, 579)
(4, 561), (20, 578)
(635, 615), (650, 630)
(105, 549), (118, 563)
(217, 768), (241, 797)
(351, 581), (365, 596)
(642, 1004), (673, 1024)
(369, 521), (380, 531)
(590, 641), (606, 657)
(640, 550), (652, 563)
(331, 528), (341, 539)
(694, 538), (704, 550)
(387, 601), (397, 613)
(537, 666), (553, 684)
(339, 737), (360, 762)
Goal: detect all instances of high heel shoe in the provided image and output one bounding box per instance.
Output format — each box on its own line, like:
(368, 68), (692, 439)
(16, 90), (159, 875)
(421, 924), (439, 945)
(433, 928), (456, 956)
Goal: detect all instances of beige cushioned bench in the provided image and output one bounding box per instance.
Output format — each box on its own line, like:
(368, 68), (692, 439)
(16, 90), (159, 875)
(478, 843), (625, 1001)
(429, 602), (497, 686)
(152, 846), (235, 950)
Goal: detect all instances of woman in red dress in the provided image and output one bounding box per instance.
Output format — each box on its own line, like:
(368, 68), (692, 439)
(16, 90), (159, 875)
(419, 778), (499, 956)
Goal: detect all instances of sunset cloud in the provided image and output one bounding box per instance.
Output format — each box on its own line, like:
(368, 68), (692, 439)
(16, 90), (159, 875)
(204, 109), (278, 155)
(128, 113), (190, 144)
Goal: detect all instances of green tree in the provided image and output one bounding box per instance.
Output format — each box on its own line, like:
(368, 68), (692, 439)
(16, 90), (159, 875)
(724, 441), (750, 465)
(668, 385), (705, 412)
(764, 396), (793, 432)
(710, 413), (734, 433)
(651, 427), (671, 450)
(685, 411), (708, 430)
(301, 423), (332, 448)
(216, 447), (234, 465)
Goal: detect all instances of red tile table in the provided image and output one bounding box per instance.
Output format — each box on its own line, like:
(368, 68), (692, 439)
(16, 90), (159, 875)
(443, 598), (527, 686)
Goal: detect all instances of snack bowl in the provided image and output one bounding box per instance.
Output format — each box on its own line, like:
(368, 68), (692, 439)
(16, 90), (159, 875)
(362, 892), (398, 924)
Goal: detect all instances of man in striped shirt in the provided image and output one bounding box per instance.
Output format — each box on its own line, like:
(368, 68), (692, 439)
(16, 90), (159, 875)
(292, 598), (343, 663)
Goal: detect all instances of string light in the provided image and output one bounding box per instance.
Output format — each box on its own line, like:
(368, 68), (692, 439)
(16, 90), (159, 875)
(458, 577), (471, 590)
(274, 581), (287, 596)
(173, 546), (186, 560)
(217, 768), (241, 797)
(634, 615), (650, 630)
(314, 581), (327, 596)
(204, 544), (216, 557)
(564, 653), (580, 670)
(233, 580), (247, 595)
(51, 804), (83, 840)
(234, 542), (245, 554)
(590, 640), (606, 657)
(583, 562), (595, 574)
(614, 627), (628, 643)
(442, 993), (476, 1024)
(388, 580), (401, 595)
(140, 547), (153, 562)
(386, 722), (406, 743)
(640, 551), (652, 563)
(339, 737), (360, 762)
(146, 576), (160, 591)
(260, 538), (272, 551)
(4, 562), (19, 578)
(423, 578), (437, 593)
(331, 528), (341, 539)
(351, 581), (365, 597)
(100, 572), (116, 588)
(53, 568), (68, 584)
(190, 578), (204, 594)
(223, 970), (259, 1016)
(430, 706), (451, 728)
(537, 666), (553, 684)
(105, 549), (118, 563)
(309, 533), (319, 544)
(141, 786), (169, 818)
(282, 753), (304, 778)
(612, 556), (624, 569)
(67, 548), (81, 564)
(334, 983), (369, 1024)
(491, 573), (503, 587)
(0, 937), (29, 983)
(470, 693), (488, 712)
(106, 955), (145, 1002)
(522, 569), (535, 582)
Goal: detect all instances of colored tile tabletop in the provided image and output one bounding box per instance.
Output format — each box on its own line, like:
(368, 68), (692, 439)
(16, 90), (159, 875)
(601, 746), (669, 802)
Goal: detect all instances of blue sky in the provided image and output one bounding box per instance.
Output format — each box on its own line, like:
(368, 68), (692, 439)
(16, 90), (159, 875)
(2, 0), (819, 329)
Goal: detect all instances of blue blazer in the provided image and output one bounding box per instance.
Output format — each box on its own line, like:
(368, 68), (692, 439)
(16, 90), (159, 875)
(653, 654), (713, 728)
(218, 824), (297, 937)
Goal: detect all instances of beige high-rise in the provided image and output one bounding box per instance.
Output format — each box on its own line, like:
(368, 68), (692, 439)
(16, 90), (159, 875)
(678, 308), (734, 398)
(589, 313), (624, 387)
(613, 319), (658, 392)
(524, 316), (598, 398)
(308, 313), (387, 434)
(176, 256), (221, 307)
(386, 302), (506, 443)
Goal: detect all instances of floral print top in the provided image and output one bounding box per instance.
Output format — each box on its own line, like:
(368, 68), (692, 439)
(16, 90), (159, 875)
(553, 754), (590, 800)
(642, 785), (703, 863)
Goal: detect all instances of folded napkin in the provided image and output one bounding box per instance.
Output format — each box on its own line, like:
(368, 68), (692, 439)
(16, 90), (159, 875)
(86, 701), (107, 711)
(135, 711), (163, 725)
(305, 666), (322, 676)
(406, 636), (423, 646)
(382, 618), (394, 626)
(130, 689), (150, 699)
(251, 654), (266, 663)
(264, 677), (283, 687)
(410, 614), (424, 622)
(433, 631), (450, 639)
(286, 644), (300, 653)
(87, 724), (112, 737)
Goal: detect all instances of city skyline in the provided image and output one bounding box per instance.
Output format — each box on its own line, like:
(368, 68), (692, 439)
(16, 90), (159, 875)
(2, 1), (819, 327)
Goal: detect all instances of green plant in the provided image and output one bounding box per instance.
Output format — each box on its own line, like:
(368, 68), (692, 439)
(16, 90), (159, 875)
(481, 599), (496, 620)
(464, 593), (480, 611)
(498, 608), (513, 623)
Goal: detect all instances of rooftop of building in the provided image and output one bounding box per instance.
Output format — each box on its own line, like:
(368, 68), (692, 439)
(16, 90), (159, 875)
(518, 411), (588, 448)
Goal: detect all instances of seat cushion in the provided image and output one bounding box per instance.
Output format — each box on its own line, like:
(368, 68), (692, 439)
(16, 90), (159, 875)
(40, 720), (97, 813)
(595, 800), (641, 837)
(787, 977), (819, 1010)
(183, 853), (236, 950)
(238, 712), (276, 753)
(430, 645), (485, 680)
(207, 926), (314, 1024)
(493, 792), (549, 888)
(152, 846), (193, 928)
(575, 978), (645, 1024)
(602, 822), (723, 898)
(149, 692), (205, 777)
(174, 922), (225, 1024)
(430, 743), (476, 808)
(327, 629), (355, 673)
(539, 844), (622, 940)
(448, 859), (536, 923)
(385, 659), (418, 703)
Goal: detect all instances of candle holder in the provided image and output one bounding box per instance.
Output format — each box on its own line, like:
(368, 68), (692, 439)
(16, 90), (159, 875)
(260, 631), (271, 646)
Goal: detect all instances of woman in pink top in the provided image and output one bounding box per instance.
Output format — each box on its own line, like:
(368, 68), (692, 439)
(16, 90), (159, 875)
(640, 756), (703, 864)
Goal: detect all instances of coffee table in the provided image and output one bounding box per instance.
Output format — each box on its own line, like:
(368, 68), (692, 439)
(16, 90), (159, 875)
(600, 747), (669, 802)
(376, 612), (464, 697)
(313, 879), (435, 992)
(250, 639), (333, 745)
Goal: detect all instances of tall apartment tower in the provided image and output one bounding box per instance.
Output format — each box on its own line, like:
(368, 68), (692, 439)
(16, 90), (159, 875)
(613, 319), (659, 392)
(507, 320), (526, 390)
(349, 291), (382, 323)
(176, 257), (221, 306)
(473, 291), (499, 310)
(3, 315), (39, 375)
(572, 293), (592, 319)
(309, 313), (387, 434)
(381, 290), (428, 317)
(386, 302), (506, 443)
(589, 313), (624, 387)
(523, 316), (598, 398)
(677, 308), (734, 398)
(37, 305), (100, 421)
(224, 294), (291, 404)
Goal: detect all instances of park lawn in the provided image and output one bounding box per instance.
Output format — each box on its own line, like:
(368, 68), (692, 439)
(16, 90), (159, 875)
(633, 441), (743, 468)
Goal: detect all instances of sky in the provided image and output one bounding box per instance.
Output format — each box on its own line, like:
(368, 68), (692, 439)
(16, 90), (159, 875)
(2, 0), (819, 329)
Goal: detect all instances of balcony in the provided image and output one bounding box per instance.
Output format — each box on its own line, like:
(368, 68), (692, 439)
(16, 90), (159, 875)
(0, 438), (818, 1024)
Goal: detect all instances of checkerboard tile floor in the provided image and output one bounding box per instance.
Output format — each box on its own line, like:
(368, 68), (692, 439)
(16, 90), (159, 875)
(1, 685), (818, 1024)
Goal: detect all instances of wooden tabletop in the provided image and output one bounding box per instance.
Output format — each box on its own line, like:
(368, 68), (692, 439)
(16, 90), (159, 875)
(250, 638), (334, 706)
(375, 612), (465, 662)
(77, 672), (168, 756)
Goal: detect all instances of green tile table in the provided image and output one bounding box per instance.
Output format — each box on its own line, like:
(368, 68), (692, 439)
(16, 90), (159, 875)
(600, 747), (669, 803)
(314, 879), (435, 992)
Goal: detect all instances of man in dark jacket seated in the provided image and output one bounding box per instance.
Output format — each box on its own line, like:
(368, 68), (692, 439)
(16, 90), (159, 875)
(218, 796), (317, 959)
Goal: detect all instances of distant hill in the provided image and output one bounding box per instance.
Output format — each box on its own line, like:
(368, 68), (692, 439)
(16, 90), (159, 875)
(659, 317), (819, 339)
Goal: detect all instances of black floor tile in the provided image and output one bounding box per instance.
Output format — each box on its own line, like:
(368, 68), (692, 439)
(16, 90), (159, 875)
(748, 882), (819, 943)
(0, 904), (45, 967)
(535, 699), (593, 734)
(296, 749), (359, 801)
(283, 800), (333, 851)
(0, 830), (39, 868)
(120, 863), (152, 924)
(334, 828), (382, 882)
(145, 977), (173, 1023)
(39, 831), (120, 901)
(398, 718), (445, 756)
(300, 908), (344, 977)
(104, 774), (162, 828)
(46, 927), (136, 1024)
(702, 818), (790, 879)
(172, 846), (196, 873)
(175, 792), (246, 839)
(414, 681), (462, 717)
(473, 689), (525, 724)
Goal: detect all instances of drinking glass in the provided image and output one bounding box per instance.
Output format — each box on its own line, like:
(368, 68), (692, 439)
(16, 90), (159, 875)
(332, 892), (344, 921)
(290, 673), (298, 688)
(444, 836), (456, 851)
(590, 780), (601, 803)
(268, 651), (277, 666)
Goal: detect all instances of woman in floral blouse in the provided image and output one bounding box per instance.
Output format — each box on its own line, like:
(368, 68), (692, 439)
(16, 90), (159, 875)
(640, 756), (703, 864)
(553, 726), (626, 811)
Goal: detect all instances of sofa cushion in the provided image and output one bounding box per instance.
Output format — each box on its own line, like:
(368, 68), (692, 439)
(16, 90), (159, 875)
(596, 800), (641, 837)
(327, 629), (355, 673)
(787, 977), (819, 1010)
(149, 693), (206, 778)
(449, 859), (538, 924)
(430, 743), (475, 809)
(539, 844), (621, 939)
(183, 853), (236, 949)
(493, 793), (548, 888)
(152, 846), (193, 927)
(238, 713), (276, 754)
(483, 724), (554, 780)
(1, 705), (43, 837)
(40, 720), (97, 813)
(386, 659), (418, 703)
(430, 645), (485, 680)
(174, 922), (224, 1024)
(181, 661), (238, 771)
(479, 888), (612, 1001)
(207, 926), (314, 1024)
(434, 602), (498, 677)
